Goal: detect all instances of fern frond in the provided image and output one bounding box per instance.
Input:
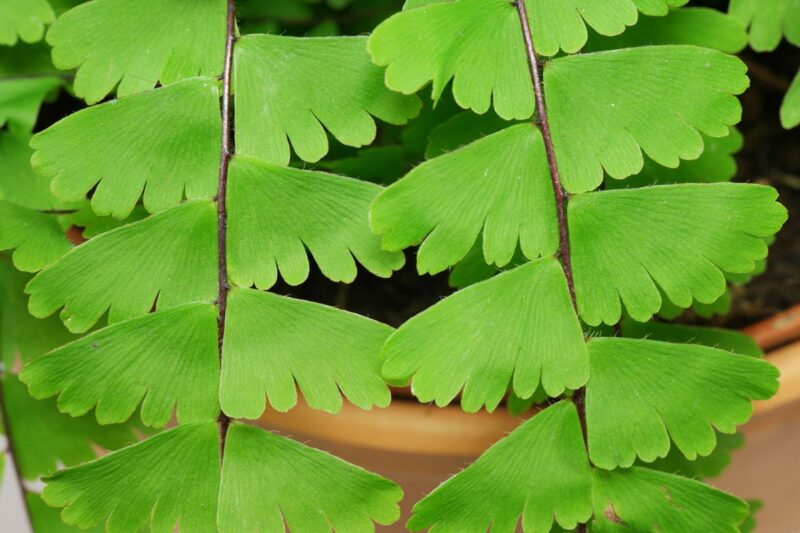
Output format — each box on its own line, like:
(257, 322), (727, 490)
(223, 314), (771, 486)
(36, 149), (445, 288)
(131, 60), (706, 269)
(591, 467), (748, 531)
(0, 0), (55, 46)
(31, 78), (221, 218)
(47, 0), (228, 103)
(382, 259), (588, 411)
(408, 401), (592, 533)
(220, 289), (392, 418)
(21, 304), (220, 427)
(227, 156), (404, 288)
(26, 201), (217, 333)
(218, 423), (402, 532)
(585, 337), (778, 469)
(729, 0), (800, 51)
(569, 183), (787, 325)
(234, 34), (420, 165)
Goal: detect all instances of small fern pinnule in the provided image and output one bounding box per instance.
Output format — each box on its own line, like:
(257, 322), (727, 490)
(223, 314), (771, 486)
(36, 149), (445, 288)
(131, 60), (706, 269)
(6, 0), (425, 530)
(367, 0), (787, 530)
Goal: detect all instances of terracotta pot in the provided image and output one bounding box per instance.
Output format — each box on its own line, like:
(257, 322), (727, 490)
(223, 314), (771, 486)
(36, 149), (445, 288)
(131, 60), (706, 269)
(257, 332), (800, 532)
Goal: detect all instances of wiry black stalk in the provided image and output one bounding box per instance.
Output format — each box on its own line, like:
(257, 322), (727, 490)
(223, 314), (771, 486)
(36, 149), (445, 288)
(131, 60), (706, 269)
(515, 1), (588, 530)
(216, 0), (236, 459)
(0, 372), (35, 531)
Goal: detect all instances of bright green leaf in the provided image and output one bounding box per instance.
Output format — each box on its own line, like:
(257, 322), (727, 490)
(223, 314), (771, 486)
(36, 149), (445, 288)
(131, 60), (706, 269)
(227, 156), (404, 288)
(586, 337), (778, 469)
(620, 319), (763, 357)
(645, 431), (744, 480)
(0, 0), (55, 46)
(586, 7), (748, 54)
(0, 200), (72, 272)
(28, 492), (103, 532)
(729, 0), (800, 51)
(369, 0), (535, 120)
(234, 34), (420, 165)
(31, 78), (221, 219)
(21, 304), (219, 427)
(220, 288), (392, 418)
(382, 259), (588, 411)
(42, 422), (219, 532)
(408, 401), (592, 532)
(3, 373), (134, 480)
(26, 200), (217, 333)
(781, 69), (800, 129)
(371, 124), (558, 275)
(47, 0), (227, 103)
(0, 77), (61, 132)
(569, 184), (787, 325)
(591, 467), (747, 532)
(630, 0), (688, 16)
(546, 46), (748, 193)
(219, 423), (402, 532)
(0, 130), (62, 210)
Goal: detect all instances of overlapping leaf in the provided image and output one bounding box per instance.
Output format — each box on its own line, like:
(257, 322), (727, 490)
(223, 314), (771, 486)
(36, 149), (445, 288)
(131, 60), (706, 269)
(781, 70), (800, 129)
(42, 422), (220, 532)
(0, 130), (62, 209)
(47, 0), (227, 103)
(585, 337), (778, 469)
(0, 43), (62, 131)
(234, 34), (420, 165)
(26, 200), (217, 333)
(586, 7), (748, 53)
(408, 401), (592, 532)
(227, 156), (404, 288)
(219, 423), (402, 532)
(545, 46), (748, 193)
(591, 467), (748, 531)
(31, 78), (221, 218)
(424, 110), (512, 158)
(371, 124), (557, 274)
(569, 184), (787, 325)
(220, 289), (392, 418)
(620, 320), (763, 357)
(382, 259), (588, 411)
(646, 432), (744, 480)
(729, 0), (800, 51)
(28, 493), (103, 533)
(369, 0), (535, 120)
(4, 374), (134, 480)
(0, 200), (71, 272)
(0, 0), (55, 46)
(21, 304), (219, 427)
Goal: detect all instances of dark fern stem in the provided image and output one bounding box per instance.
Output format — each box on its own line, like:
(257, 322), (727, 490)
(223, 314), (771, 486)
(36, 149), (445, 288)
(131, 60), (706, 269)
(515, 1), (589, 531)
(0, 373), (35, 531)
(216, 0), (237, 459)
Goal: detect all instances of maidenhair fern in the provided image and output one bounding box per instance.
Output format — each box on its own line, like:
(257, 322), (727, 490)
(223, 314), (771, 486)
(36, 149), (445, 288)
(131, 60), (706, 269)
(367, 0), (785, 531)
(0, 0), (791, 531)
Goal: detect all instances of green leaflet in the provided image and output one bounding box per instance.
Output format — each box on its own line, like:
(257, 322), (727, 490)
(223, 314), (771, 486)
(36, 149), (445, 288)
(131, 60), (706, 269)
(26, 200), (217, 333)
(3, 374), (134, 480)
(234, 34), (420, 165)
(606, 130), (743, 188)
(62, 204), (149, 239)
(586, 7), (748, 53)
(42, 422), (220, 532)
(47, 0), (227, 103)
(781, 69), (800, 129)
(408, 401), (592, 532)
(620, 319), (763, 357)
(220, 288), (392, 418)
(0, 262), (75, 367)
(591, 467), (748, 531)
(730, 0), (800, 51)
(545, 45), (748, 193)
(31, 78), (221, 219)
(585, 337), (778, 469)
(28, 492), (103, 533)
(371, 124), (558, 274)
(319, 145), (409, 185)
(21, 304), (219, 427)
(0, 200), (72, 272)
(382, 259), (588, 411)
(227, 156), (404, 288)
(0, 77), (61, 132)
(219, 423), (402, 532)
(0, 0), (55, 46)
(424, 110), (513, 158)
(569, 183), (787, 325)
(645, 431), (744, 480)
(0, 130), (62, 210)
(369, 0), (535, 120)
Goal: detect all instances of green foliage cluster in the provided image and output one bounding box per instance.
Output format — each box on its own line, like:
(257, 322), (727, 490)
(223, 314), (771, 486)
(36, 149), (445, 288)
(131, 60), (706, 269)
(0, 0), (791, 531)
